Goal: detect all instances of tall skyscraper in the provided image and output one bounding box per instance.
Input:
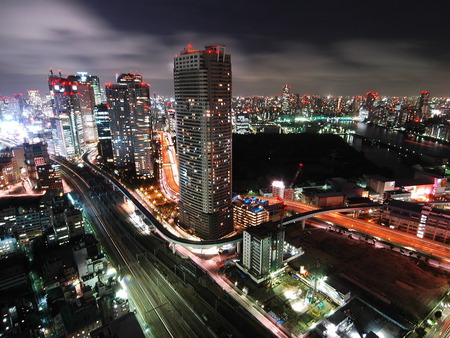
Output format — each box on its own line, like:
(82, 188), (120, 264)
(77, 72), (103, 105)
(174, 45), (233, 239)
(416, 91), (430, 121)
(48, 71), (84, 158)
(94, 104), (113, 163)
(281, 84), (291, 115)
(106, 73), (153, 178)
(71, 73), (99, 144)
(48, 71), (99, 156)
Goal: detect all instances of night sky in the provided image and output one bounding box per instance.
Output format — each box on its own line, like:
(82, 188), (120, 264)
(1, 0), (450, 97)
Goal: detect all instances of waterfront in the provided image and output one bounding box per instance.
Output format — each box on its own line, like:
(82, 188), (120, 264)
(344, 122), (450, 179)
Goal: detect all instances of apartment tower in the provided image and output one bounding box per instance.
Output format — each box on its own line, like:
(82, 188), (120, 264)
(174, 45), (233, 239)
(106, 73), (153, 178)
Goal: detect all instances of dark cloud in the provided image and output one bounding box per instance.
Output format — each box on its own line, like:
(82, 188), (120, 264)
(1, 0), (450, 97)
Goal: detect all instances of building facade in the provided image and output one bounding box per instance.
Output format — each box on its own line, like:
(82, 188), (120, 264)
(381, 200), (450, 244)
(174, 45), (233, 239)
(48, 72), (84, 158)
(106, 74), (153, 178)
(240, 221), (285, 283)
(94, 104), (113, 163)
(232, 196), (269, 229)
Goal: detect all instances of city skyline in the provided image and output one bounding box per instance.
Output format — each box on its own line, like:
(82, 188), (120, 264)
(1, 0), (450, 97)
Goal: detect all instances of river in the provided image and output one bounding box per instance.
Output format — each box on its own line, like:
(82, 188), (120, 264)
(340, 122), (450, 179)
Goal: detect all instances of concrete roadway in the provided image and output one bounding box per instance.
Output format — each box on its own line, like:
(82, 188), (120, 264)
(265, 197), (450, 264)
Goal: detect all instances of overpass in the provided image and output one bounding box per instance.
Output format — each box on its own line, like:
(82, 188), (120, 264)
(76, 152), (385, 249)
(282, 204), (381, 228)
(51, 152), (450, 261)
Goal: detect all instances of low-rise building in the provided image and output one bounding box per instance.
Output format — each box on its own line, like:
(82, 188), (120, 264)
(300, 188), (345, 208)
(381, 200), (450, 243)
(232, 196), (269, 229)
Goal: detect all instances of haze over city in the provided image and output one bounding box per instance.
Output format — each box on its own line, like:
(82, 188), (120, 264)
(1, 0), (450, 97)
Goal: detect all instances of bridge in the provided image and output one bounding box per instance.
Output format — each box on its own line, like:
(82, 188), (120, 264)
(282, 205), (380, 228)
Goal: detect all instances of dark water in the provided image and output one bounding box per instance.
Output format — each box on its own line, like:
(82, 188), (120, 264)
(341, 122), (450, 178)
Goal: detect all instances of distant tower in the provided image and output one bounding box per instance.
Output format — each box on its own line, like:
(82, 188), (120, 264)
(281, 84), (291, 115)
(48, 72), (84, 158)
(106, 73), (153, 178)
(174, 45), (233, 239)
(365, 92), (378, 121)
(72, 73), (98, 144)
(416, 91), (430, 121)
(27, 90), (43, 113)
(77, 72), (102, 105)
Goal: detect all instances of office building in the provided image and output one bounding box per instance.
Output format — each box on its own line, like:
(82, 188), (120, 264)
(48, 71), (84, 157)
(272, 180), (285, 198)
(239, 221), (285, 283)
(281, 84), (291, 115)
(106, 73), (153, 178)
(94, 104), (113, 163)
(232, 196), (269, 229)
(48, 70), (99, 157)
(174, 45), (233, 239)
(77, 72), (102, 106)
(416, 91), (430, 121)
(72, 74), (98, 144)
(23, 142), (62, 191)
(381, 200), (450, 243)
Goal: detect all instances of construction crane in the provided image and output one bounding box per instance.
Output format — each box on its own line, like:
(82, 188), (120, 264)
(289, 163), (303, 188)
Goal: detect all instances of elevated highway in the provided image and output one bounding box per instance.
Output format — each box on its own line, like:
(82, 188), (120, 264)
(48, 151), (450, 261)
(280, 198), (450, 262)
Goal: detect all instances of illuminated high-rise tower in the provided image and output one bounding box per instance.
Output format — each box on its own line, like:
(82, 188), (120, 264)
(364, 91), (378, 121)
(77, 72), (102, 105)
(48, 70), (84, 158)
(281, 84), (291, 115)
(416, 91), (430, 121)
(174, 45), (233, 239)
(106, 73), (153, 178)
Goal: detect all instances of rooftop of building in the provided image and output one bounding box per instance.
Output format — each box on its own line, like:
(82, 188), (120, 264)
(245, 221), (284, 239)
(395, 177), (433, 187)
(232, 195), (269, 213)
(364, 174), (394, 182)
(180, 45), (226, 55)
(384, 189), (411, 195)
(90, 312), (145, 338)
(302, 188), (343, 198)
(0, 195), (42, 210)
(384, 199), (424, 213)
